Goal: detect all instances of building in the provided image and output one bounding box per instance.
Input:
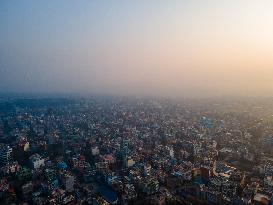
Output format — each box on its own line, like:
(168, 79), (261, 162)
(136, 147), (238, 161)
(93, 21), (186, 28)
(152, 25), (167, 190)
(29, 154), (45, 169)
(60, 172), (75, 192)
(126, 157), (135, 168)
(253, 193), (270, 205)
(45, 169), (57, 181)
(17, 167), (32, 181)
(1, 161), (21, 174)
(200, 167), (211, 183)
(0, 145), (12, 165)
(167, 146), (174, 158)
(57, 161), (68, 170)
(143, 164), (152, 176)
(92, 146), (100, 156)
(22, 182), (33, 196)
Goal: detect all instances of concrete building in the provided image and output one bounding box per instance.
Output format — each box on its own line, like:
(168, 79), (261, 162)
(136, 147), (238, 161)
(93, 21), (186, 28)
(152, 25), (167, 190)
(60, 172), (75, 192)
(2, 161), (21, 174)
(29, 154), (45, 169)
(91, 146), (99, 156)
(0, 145), (12, 165)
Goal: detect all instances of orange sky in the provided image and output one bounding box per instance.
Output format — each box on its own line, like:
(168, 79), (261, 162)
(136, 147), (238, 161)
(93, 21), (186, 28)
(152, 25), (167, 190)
(1, 0), (273, 97)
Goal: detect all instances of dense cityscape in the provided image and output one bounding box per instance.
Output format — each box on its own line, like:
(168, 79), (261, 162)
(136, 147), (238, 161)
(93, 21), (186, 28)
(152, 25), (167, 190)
(0, 96), (272, 205)
(2, 1), (273, 205)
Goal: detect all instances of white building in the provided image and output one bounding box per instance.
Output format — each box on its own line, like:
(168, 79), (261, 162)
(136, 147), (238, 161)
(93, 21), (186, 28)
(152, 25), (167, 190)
(29, 154), (45, 169)
(0, 145), (12, 165)
(91, 146), (99, 156)
(167, 146), (174, 158)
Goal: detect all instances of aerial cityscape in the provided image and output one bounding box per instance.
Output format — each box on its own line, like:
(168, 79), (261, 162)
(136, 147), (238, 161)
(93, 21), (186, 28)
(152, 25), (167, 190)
(1, 1), (273, 205)
(0, 96), (273, 205)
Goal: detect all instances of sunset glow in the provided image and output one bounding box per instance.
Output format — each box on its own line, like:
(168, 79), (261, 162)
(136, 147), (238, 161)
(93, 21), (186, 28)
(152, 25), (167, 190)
(1, 0), (273, 97)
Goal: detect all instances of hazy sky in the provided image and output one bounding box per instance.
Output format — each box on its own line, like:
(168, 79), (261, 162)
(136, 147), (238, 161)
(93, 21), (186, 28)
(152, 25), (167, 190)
(1, 0), (273, 97)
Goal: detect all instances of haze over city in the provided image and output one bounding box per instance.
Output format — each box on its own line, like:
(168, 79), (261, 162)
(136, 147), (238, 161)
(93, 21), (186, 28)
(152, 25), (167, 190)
(1, 0), (273, 97)
(2, 2), (273, 205)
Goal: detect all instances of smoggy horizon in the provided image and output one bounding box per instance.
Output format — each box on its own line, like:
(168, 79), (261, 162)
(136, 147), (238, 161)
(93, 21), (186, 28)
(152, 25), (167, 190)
(1, 1), (273, 98)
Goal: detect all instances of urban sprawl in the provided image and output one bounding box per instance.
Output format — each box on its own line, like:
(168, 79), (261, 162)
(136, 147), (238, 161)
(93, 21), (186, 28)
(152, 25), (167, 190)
(0, 96), (273, 205)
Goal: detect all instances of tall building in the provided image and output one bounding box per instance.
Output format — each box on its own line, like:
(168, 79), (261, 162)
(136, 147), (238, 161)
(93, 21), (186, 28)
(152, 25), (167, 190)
(0, 145), (12, 165)
(60, 172), (75, 192)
